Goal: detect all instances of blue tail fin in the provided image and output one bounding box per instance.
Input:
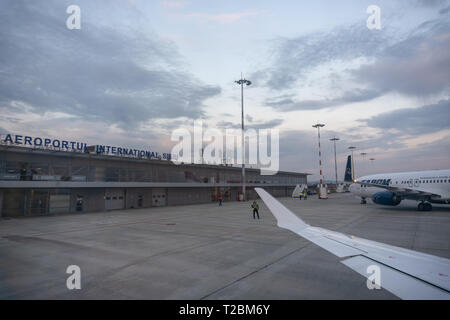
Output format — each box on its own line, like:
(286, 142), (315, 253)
(344, 155), (353, 182)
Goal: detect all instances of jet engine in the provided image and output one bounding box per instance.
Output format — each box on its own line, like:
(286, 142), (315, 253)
(372, 191), (402, 206)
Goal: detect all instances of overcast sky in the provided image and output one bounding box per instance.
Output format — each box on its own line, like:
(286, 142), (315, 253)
(0, 0), (449, 180)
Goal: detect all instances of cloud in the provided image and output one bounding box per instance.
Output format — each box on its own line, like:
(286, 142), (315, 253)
(352, 16), (450, 96)
(415, 0), (447, 7)
(0, 0), (221, 129)
(277, 127), (450, 180)
(253, 22), (388, 90)
(440, 6), (450, 14)
(265, 88), (381, 111)
(216, 119), (283, 130)
(185, 11), (260, 24)
(253, 11), (449, 108)
(361, 99), (450, 135)
(161, 0), (189, 9)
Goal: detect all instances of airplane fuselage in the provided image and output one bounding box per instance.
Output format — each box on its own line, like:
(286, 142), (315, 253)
(349, 169), (450, 204)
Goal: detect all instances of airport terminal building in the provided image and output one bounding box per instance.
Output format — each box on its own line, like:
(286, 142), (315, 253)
(0, 134), (308, 217)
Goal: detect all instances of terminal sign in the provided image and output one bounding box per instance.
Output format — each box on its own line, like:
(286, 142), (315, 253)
(1, 133), (172, 161)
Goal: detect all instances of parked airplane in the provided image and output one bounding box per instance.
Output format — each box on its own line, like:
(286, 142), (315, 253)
(344, 155), (450, 211)
(255, 187), (450, 299)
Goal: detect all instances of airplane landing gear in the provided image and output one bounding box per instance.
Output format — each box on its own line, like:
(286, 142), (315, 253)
(418, 202), (432, 211)
(361, 198), (367, 204)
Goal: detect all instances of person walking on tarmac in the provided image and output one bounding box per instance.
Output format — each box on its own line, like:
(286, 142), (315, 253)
(303, 191), (308, 200)
(251, 200), (260, 219)
(218, 194), (223, 206)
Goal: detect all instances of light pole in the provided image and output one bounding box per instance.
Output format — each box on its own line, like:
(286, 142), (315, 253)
(312, 123), (326, 198)
(360, 152), (367, 175)
(235, 74), (251, 201)
(348, 146), (356, 181)
(330, 137), (340, 187)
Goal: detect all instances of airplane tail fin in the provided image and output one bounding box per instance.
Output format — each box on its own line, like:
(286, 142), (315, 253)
(344, 155), (353, 182)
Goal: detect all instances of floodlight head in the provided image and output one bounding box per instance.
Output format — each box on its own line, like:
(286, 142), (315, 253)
(330, 137), (340, 141)
(348, 146), (356, 150)
(235, 79), (252, 86)
(312, 123), (325, 128)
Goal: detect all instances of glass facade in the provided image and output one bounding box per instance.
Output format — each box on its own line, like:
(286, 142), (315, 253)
(0, 147), (307, 185)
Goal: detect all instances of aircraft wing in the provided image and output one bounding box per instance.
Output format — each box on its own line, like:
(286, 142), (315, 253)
(354, 180), (438, 199)
(255, 187), (450, 299)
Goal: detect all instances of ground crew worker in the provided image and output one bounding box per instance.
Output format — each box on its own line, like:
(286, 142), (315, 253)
(298, 192), (302, 200)
(303, 191), (308, 200)
(218, 195), (223, 206)
(251, 200), (260, 219)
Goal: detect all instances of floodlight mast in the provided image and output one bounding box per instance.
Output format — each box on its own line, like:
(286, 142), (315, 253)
(348, 146), (356, 181)
(234, 74), (251, 201)
(312, 123), (325, 198)
(330, 137), (340, 186)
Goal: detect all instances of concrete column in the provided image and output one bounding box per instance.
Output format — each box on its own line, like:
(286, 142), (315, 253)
(0, 190), (3, 217)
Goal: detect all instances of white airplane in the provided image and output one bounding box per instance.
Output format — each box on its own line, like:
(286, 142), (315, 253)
(343, 156), (450, 211)
(254, 187), (450, 299)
